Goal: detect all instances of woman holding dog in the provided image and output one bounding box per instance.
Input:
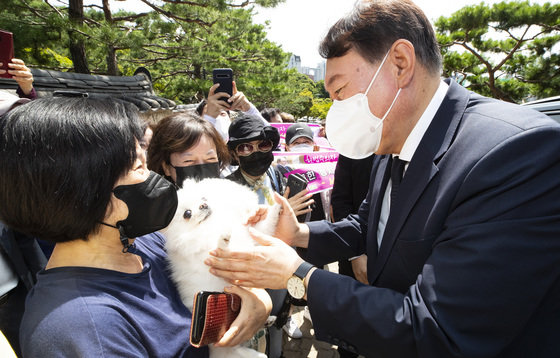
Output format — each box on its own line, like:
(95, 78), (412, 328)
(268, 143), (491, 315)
(0, 97), (271, 357)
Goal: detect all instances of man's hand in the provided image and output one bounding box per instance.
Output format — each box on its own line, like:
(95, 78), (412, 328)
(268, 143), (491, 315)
(214, 286), (272, 347)
(205, 226), (304, 289)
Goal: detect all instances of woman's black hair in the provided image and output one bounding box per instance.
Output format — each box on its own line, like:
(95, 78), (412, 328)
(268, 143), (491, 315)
(0, 97), (143, 243)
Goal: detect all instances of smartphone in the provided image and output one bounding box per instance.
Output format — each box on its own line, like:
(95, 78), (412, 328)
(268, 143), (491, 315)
(191, 291), (217, 343)
(190, 291), (241, 347)
(212, 68), (233, 101)
(0, 30), (14, 79)
(287, 173), (308, 198)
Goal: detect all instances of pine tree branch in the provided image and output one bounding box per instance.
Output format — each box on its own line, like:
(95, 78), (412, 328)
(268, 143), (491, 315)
(139, 0), (217, 27)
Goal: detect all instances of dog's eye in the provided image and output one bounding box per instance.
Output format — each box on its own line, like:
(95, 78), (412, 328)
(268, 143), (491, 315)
(183, 209), (192, 219)
(199, 203), (208, 210)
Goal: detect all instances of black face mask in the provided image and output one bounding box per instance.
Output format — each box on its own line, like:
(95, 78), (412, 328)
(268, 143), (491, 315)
(174, 162), (220, 187)
(112, 171), (178, 244)
(238, 151), (273, 177)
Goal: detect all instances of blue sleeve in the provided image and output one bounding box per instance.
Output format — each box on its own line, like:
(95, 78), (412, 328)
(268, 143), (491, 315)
(305, 213), (367, 266)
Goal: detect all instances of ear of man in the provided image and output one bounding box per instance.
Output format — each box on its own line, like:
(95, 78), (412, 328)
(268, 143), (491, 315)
(389, 39), (416, 89)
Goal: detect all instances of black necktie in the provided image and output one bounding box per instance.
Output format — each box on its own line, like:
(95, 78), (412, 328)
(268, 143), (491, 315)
(390, 156), (406, 210)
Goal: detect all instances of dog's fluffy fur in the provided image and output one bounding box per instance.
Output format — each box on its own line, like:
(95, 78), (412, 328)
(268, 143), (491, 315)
(162, 178), (280, 358)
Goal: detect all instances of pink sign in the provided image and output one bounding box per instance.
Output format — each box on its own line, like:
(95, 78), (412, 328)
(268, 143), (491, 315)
(272, 151), (339, 194)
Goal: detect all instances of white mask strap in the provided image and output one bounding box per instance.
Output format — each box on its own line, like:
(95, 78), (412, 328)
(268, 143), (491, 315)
(365, 50), (391, 95)
(381, 88), (402, 121)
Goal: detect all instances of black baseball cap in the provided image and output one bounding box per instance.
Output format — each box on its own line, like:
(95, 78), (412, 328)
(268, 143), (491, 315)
(285, 123), (314, 145)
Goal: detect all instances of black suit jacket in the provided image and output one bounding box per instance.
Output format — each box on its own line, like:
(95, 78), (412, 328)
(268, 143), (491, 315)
(331, 154), (375, 222)
(304, 80), (560, 357)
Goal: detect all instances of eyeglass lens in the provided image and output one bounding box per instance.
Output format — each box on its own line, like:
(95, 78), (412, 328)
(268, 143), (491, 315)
(237, 140), (273, 156)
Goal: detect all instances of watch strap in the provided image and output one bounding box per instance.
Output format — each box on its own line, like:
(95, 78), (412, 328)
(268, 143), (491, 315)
(294, 261), (315, 279)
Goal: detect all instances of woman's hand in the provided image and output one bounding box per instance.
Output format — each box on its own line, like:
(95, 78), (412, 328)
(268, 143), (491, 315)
(245, 205), (269, 227)
(228, 81), (252, 112)
(273, 193), (309, 247)
(214, 286), (272, 347)
(4, 59), (34, 95)
(206, 83), (231, 118)
(284, 187), (314, 217)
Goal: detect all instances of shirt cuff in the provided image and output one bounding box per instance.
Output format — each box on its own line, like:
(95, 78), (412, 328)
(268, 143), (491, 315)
(16, 86), (37, 100)
(244, 105), (268, 126)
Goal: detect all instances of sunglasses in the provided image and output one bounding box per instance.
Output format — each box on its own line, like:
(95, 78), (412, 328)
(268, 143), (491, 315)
(236, 140), (273, 156)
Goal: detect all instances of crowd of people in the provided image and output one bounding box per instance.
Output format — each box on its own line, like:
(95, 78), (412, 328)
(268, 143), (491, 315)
(2, 0), (560, 357)
(0, 51), (331, 358)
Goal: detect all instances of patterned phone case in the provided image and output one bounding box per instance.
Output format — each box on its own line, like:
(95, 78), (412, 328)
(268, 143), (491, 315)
(190, 292), (241, 347)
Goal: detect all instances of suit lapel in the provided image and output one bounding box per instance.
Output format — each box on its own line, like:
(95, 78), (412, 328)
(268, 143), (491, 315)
(369, 80), (470, 283)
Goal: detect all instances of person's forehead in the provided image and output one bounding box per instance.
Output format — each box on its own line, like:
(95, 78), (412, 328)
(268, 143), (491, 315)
(173, 135), (217, 157)
(291, 136), (313, 143)
(325, 49), (370, 91)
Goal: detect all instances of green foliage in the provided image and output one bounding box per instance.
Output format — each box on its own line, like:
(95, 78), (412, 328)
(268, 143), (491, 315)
(436, 1), (560, 102)
(0, 0), (331, 118)
(312, 80), (330, 99)
(308, 97), (332, 119)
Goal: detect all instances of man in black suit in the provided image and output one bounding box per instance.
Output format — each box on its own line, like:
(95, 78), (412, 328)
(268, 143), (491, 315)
(206, 1), (560, 357)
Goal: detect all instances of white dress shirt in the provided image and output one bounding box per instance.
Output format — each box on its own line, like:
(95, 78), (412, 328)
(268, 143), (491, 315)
(376, 80), (449, 249)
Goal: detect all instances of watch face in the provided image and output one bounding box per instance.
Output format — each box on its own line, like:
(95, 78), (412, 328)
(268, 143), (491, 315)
(287, 276), (305, 299)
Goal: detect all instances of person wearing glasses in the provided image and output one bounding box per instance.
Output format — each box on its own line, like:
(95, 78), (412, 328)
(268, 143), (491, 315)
(226, 114), (283, 204)
(226, 115), (314, 215)
(197, 82), (268, 142)
(225, 114), (293, 358)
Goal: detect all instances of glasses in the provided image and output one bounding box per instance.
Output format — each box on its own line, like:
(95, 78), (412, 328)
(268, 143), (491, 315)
(236, 140), (273, 156)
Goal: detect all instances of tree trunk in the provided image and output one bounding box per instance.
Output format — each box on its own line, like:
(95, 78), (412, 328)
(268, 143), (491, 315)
(68, 0), (90, 74)
(106, 46), (118, 76)
(102, 0), (118, 76)
(193, 63), (202, 79)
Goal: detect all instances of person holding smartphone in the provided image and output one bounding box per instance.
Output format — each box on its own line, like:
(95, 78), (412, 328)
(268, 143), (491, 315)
(0, 58), (36, 99)
(198, 80), (267, 142)
(0, 57), (40, 357)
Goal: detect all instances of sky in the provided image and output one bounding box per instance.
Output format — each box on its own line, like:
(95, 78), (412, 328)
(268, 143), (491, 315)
(109, 0), (556, 68)
(251, 0), (555, 68)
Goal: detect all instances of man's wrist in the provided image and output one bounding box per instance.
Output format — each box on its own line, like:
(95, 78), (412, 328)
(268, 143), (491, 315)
(303, 267), (317, 300)
(349, 254), (365, 261)
(293, 223), (310, 248)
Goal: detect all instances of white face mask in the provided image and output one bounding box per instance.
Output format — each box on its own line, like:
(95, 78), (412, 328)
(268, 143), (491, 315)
(325, 51), (401, 159)
(289, 144), (314, 152)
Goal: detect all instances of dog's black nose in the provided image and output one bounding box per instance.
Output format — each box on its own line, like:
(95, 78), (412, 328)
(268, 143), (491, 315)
(199, 203), (208, 210)
(183, 209), (192, 219)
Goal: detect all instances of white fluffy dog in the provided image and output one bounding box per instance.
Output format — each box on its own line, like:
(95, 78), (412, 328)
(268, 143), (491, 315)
(162, 178), (280, 358)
